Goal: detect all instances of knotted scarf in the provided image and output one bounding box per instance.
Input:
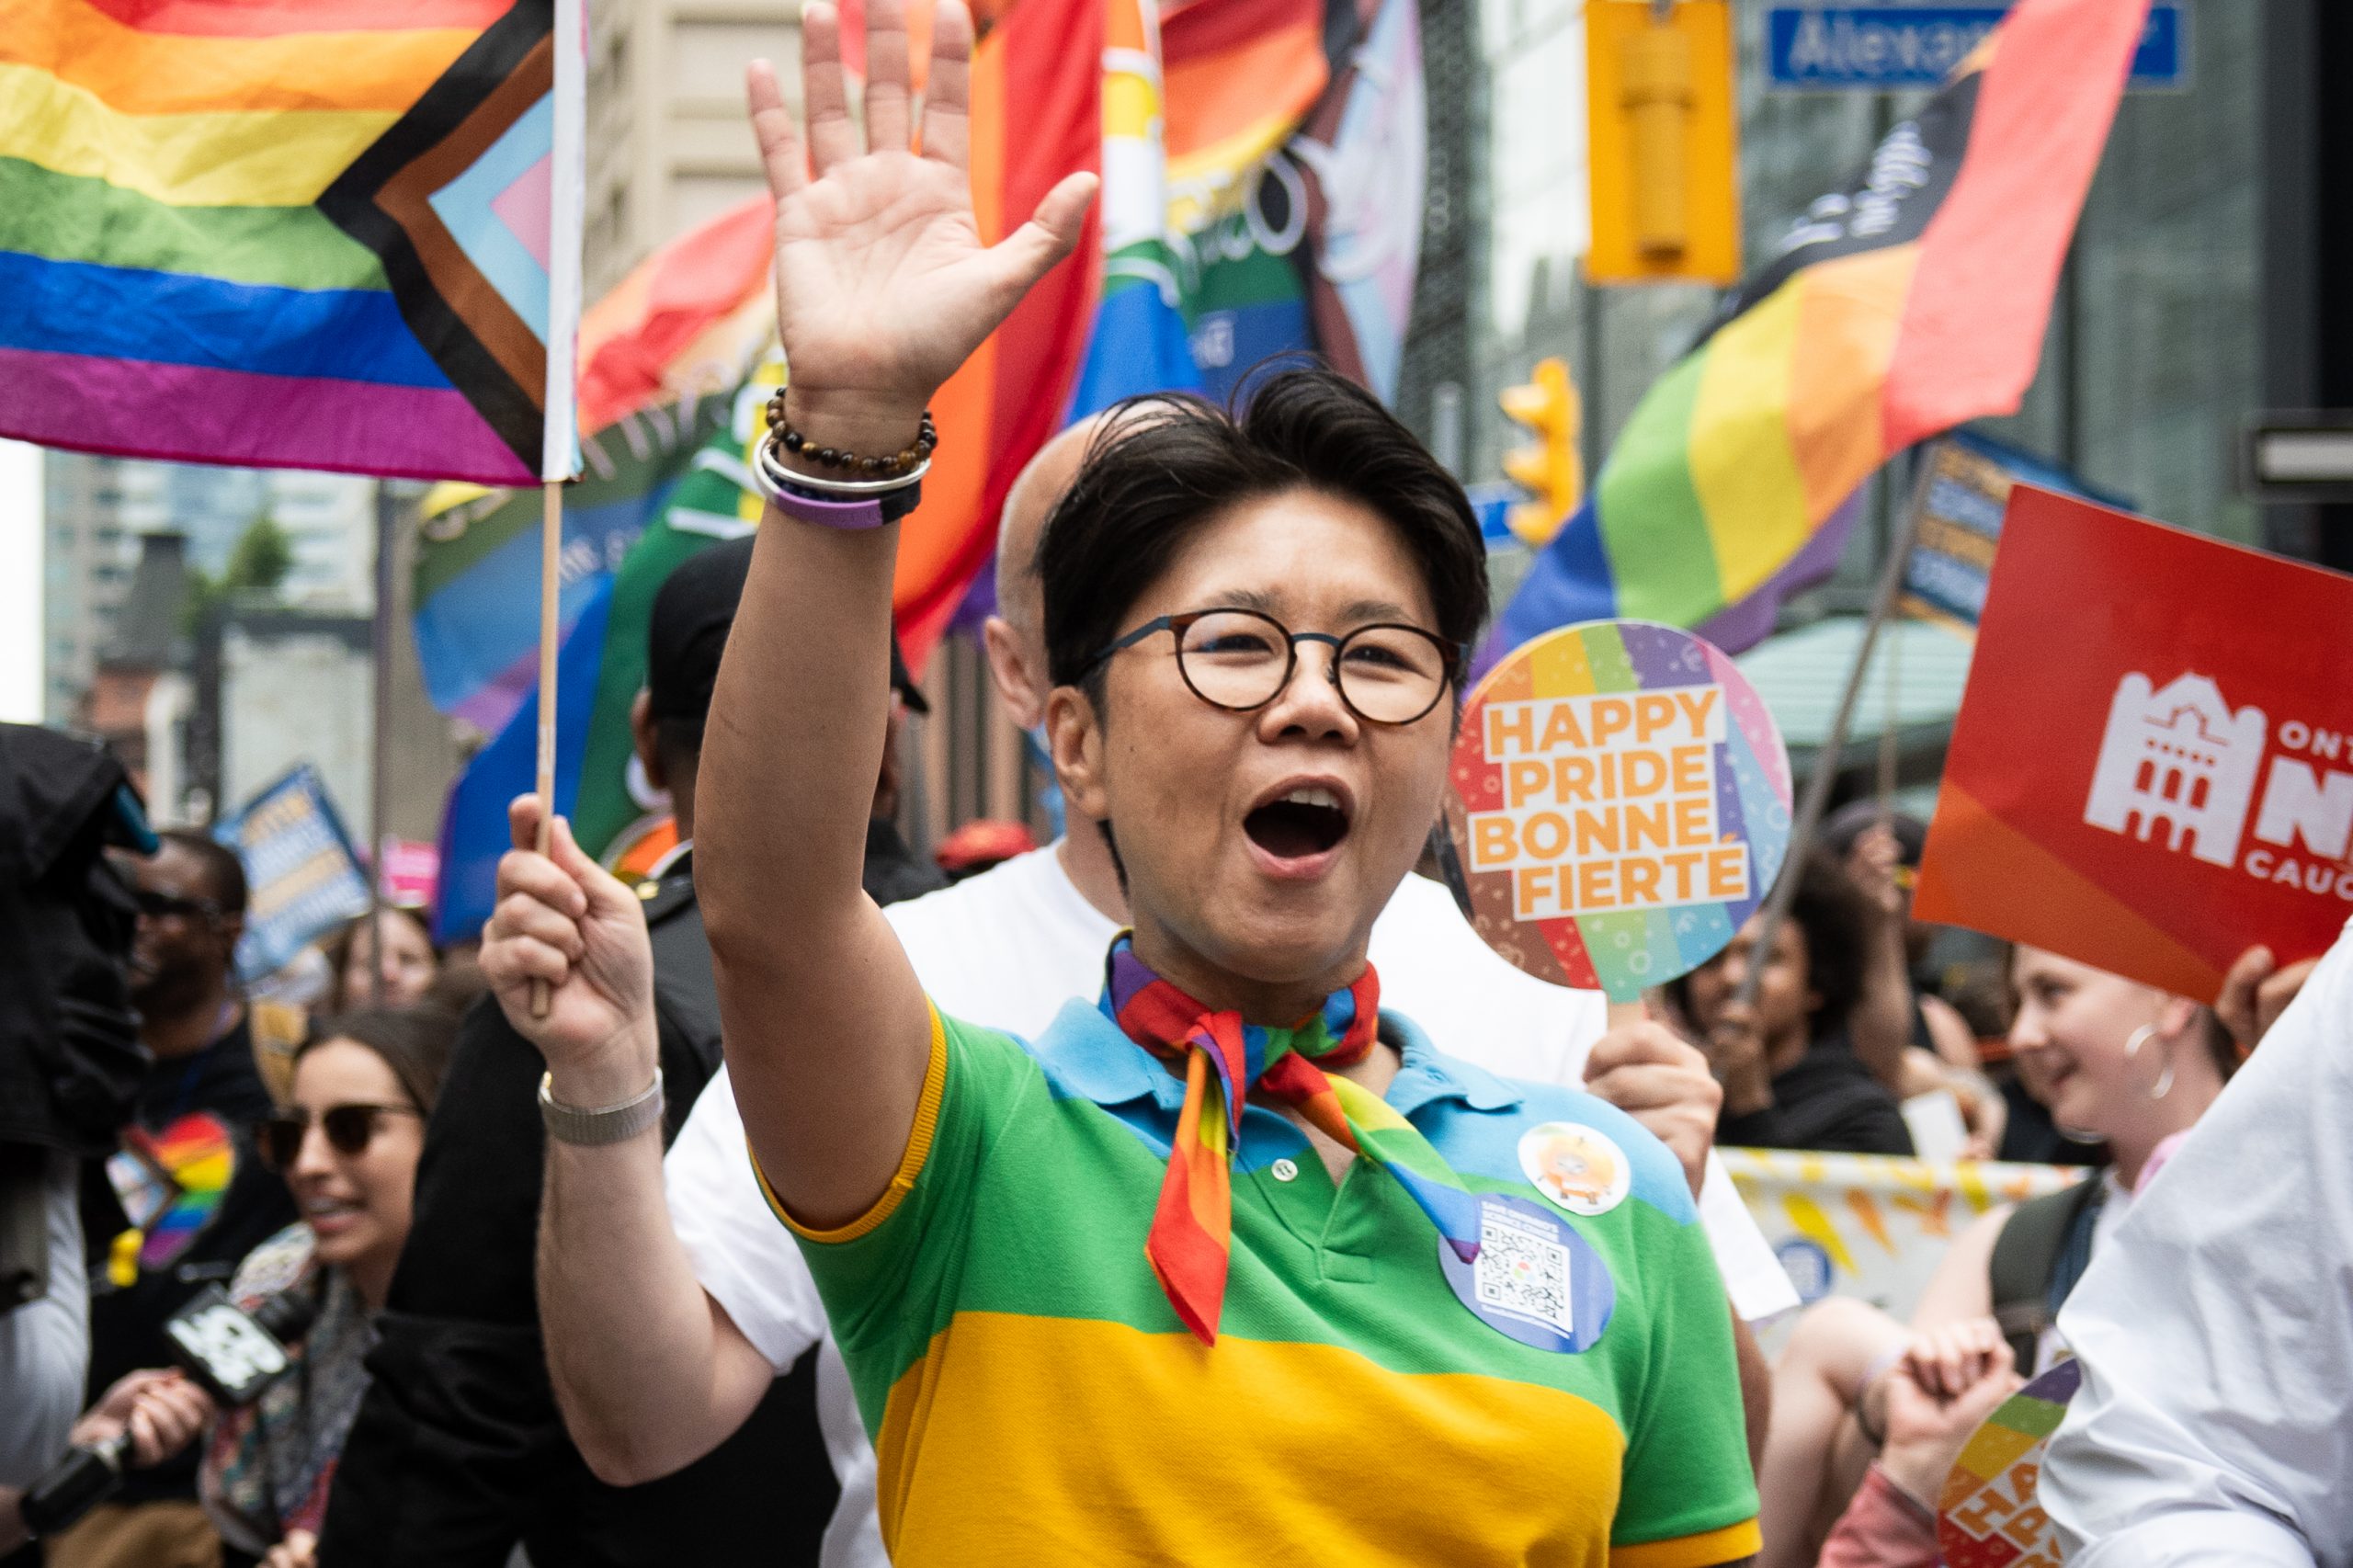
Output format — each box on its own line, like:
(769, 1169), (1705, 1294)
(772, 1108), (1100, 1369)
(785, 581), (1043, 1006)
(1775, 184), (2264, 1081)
(1100, 937), (1486, 1344)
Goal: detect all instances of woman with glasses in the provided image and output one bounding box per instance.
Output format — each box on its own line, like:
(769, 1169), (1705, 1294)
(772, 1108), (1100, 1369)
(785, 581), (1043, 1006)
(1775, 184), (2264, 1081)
(479, 4), (1757, 1562)
(198, 1007), (454, 1568)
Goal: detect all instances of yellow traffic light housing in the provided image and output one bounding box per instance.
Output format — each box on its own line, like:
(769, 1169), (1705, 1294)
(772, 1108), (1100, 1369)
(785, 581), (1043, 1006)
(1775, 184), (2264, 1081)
(1586, 0), (1741, 285)
(1498, 357), (1583, 547)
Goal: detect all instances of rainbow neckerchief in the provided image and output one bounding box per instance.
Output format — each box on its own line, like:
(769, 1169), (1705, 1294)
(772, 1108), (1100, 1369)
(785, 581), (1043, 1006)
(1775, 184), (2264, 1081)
(1101, 937), (1486, 1344)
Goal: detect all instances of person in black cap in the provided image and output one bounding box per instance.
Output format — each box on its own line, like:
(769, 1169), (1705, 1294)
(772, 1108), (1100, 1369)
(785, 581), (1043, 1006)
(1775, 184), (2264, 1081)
(639, 542), (942, 908)
(319, 537), (914, 1567)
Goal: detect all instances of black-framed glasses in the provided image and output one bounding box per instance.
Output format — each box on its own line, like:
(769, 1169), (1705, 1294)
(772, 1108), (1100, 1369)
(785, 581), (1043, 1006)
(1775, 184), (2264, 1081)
(256, 1104), (421, 1168)
(1085, 608), (1455, 726)
(132, 889), (223, 925)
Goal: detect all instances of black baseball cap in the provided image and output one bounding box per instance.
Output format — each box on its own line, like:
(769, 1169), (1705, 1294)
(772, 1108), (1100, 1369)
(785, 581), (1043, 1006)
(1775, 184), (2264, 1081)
(646, 537), (929, 733)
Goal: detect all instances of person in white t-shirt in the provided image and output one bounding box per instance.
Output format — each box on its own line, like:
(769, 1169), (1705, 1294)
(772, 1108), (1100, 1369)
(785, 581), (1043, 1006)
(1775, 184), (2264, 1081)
(536, 412), (1796, 1542)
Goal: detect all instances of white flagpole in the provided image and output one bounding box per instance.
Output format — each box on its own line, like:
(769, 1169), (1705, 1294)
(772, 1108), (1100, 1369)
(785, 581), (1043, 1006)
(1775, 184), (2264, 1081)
(532, 0), (588, 1016)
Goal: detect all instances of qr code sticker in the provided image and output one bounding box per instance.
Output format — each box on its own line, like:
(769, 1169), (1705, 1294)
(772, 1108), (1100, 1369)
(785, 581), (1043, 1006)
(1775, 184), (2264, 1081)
(1473, 1205), (1576, 1334)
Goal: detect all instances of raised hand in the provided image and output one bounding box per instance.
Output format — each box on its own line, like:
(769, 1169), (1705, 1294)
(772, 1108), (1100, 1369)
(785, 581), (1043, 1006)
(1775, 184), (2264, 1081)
(745, 0), (1097, 458)
(1583, 1012), (1722, 1198)
(481, 796), (658, 1105)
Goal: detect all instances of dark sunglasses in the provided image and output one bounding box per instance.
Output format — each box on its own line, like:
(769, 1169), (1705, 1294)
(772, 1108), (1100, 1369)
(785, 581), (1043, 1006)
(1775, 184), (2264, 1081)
(133, 888), (224, 924)
(256, 1104), (421, 1168)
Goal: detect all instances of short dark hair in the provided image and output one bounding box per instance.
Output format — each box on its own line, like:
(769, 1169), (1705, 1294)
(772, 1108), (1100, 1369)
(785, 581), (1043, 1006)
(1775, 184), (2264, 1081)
(300, 1005), (460, 1117)
(1038, 368), (1489, 706)
(1785, 849), (1873, 1036)
(160, 829), (248, 915)
(1677, 849), (1876, 1034)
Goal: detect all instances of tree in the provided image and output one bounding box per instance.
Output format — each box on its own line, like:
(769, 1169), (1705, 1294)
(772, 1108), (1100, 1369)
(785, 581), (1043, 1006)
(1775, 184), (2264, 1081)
(183, 512), (296, 631)
(222, 512), (294, 595)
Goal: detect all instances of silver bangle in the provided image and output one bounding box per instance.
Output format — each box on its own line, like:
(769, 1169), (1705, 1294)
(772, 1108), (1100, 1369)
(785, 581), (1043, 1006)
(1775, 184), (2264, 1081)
(752, 429), (931, 498)
(538, 1068), (664, 1146)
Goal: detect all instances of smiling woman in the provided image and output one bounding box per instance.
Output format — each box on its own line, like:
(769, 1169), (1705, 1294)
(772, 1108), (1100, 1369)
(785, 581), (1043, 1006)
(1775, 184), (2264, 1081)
(200, 1006), (455, 1560)
(477, 3), (1759, 1563)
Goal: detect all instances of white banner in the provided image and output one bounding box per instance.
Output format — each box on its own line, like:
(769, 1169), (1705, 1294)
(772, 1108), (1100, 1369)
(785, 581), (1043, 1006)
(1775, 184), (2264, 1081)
(1722, 1147), (2084, 1345)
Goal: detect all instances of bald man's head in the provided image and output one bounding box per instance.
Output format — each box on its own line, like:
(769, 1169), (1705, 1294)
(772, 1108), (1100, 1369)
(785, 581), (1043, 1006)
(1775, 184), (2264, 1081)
(993, 412), (1111, 643)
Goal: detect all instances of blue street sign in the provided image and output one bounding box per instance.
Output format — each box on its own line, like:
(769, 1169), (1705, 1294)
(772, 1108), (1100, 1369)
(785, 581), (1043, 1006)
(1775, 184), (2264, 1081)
(1765, 5), (2185, 92)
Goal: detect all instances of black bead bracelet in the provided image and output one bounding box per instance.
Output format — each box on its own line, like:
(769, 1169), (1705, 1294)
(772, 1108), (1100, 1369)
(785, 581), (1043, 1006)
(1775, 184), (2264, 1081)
(764, 392), (937, 479)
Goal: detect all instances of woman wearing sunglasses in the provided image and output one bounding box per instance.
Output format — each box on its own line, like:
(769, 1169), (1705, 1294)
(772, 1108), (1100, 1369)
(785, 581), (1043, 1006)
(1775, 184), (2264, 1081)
(199, 1007), (454, 1568)
(482, 4), (1756, 1563)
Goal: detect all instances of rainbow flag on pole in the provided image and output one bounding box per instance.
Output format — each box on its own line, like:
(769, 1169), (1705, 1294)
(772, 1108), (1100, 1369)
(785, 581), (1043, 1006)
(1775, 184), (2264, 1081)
(413, 192), (777, 735)
(1488, 0), (2146, 665)
(0, 0), (585, 485)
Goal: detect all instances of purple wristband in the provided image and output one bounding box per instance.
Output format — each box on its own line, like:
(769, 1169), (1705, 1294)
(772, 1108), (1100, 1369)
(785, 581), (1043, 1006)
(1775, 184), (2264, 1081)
(766, 484), (889, 530)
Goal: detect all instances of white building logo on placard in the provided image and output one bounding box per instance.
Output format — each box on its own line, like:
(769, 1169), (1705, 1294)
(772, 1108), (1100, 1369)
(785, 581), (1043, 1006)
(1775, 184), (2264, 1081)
(2083, 672), (2268, 867)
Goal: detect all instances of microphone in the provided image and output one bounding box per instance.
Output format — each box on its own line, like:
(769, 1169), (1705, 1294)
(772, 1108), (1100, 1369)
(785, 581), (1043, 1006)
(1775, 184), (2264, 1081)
(19, 1284), (320, 1540)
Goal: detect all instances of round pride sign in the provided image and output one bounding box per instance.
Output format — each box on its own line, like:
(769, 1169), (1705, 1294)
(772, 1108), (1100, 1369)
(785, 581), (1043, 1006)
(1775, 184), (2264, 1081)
(1441, 620), (1793, 999)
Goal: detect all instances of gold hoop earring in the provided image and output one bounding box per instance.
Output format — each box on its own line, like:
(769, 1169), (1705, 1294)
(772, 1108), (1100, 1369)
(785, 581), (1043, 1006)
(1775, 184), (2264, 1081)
(2123, 1023), (2176, 1101)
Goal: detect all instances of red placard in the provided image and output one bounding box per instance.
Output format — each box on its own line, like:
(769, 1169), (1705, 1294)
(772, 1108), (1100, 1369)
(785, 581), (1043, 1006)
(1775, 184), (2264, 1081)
(1916, 485), (2353, 1001)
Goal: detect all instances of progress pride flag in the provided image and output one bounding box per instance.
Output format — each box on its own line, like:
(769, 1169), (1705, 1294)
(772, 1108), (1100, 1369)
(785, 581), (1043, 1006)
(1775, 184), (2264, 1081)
(1916, 485), (2353, 1001)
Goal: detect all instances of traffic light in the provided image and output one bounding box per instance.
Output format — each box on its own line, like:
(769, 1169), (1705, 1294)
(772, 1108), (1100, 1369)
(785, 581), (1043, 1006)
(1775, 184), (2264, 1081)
(1586, 0), (1741, 285)
(1498, 358), (1582, 548)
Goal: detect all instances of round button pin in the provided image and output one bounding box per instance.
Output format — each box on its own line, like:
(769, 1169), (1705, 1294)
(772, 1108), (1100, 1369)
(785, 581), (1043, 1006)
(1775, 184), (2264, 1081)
(1270, 1158), (1300, 1183)
(1439, 1193), (1616, 1353)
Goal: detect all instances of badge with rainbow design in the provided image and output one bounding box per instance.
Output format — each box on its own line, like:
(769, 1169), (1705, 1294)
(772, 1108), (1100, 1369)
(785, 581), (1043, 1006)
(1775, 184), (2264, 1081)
(1440, 620), (1792, 1000)
(107, 1113), (239, 1270)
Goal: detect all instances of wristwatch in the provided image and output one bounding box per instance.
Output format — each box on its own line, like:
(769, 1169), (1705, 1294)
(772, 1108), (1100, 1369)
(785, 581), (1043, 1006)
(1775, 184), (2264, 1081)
(538, 1069), (664, 1146)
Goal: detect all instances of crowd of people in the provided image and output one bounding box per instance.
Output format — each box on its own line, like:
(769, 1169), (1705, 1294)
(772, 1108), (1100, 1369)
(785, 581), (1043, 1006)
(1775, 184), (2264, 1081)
(3, 6), (2346, 1565)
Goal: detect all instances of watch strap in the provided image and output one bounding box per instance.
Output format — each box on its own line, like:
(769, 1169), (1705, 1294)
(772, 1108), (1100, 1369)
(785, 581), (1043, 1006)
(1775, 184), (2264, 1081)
(539, 1068), (664, 1146)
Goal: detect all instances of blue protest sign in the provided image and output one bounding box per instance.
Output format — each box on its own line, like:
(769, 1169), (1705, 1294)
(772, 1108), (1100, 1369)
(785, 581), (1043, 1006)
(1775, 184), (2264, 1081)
(213, 765), (373, 983)
(1899, 430), (2129, 640)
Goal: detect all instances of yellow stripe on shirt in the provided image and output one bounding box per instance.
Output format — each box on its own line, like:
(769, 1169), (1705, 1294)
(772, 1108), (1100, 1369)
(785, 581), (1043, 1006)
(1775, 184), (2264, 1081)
(1611, 1517), (1764, 1568)
(762, 1003), (949, 1244)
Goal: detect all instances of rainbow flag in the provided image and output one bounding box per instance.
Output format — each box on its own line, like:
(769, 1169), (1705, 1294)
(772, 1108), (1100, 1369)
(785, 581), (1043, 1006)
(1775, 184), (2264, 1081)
(574, 193), (774, 435)
(413, 193), (776, 734)
(1066, 0), (1426, 414)
(415, 393), (731, 735)
(892, 0), (1104, 656)
(1157, 0), (1329, 405)
(433, 571), (608, 942)
(434, 352), (803, 940)
(0, 0), (585, 485)
(1488, 0), (2146, 665)
(1065, 0), (1199, 417)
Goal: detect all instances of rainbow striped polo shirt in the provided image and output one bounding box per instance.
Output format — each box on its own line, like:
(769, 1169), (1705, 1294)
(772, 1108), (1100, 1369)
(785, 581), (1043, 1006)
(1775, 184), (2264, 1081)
(760, 1001), (1760, 1567)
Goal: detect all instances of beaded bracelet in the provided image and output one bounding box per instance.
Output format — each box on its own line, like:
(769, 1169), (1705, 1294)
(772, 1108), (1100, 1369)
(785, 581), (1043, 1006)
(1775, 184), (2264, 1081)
(752, 427), (928, 504)
(764, 390), (938, 479)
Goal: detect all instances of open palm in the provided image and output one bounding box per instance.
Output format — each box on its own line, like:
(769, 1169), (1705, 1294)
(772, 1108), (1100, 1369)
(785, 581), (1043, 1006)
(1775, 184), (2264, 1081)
(747, 0), (1097, 438)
